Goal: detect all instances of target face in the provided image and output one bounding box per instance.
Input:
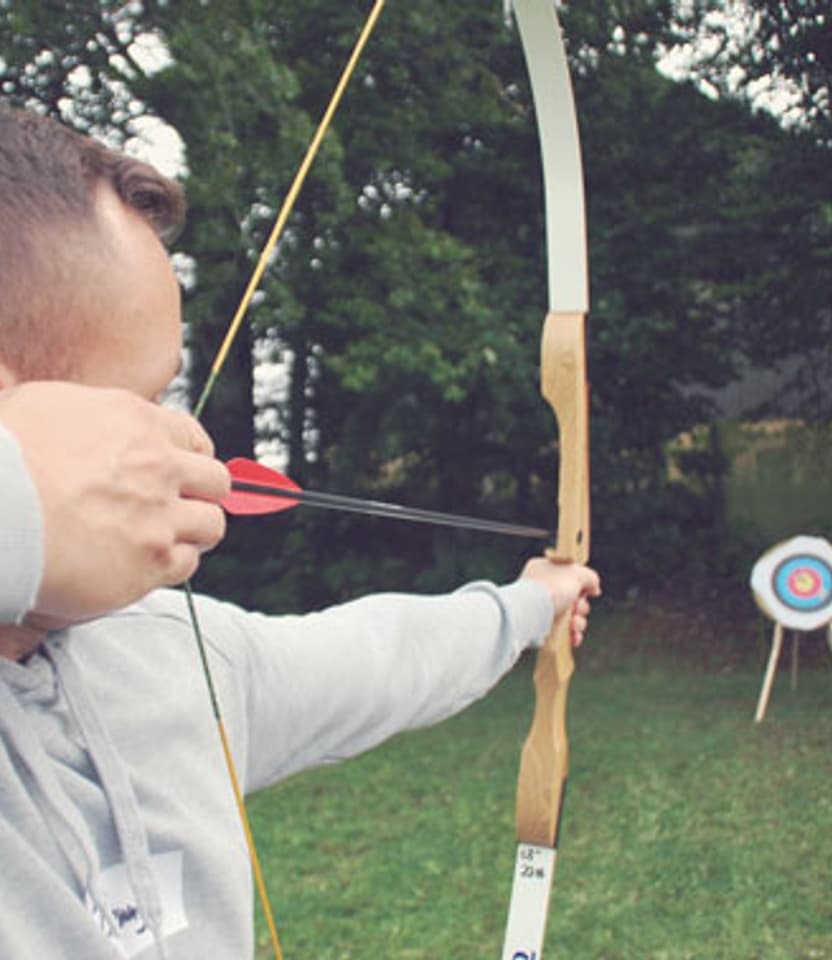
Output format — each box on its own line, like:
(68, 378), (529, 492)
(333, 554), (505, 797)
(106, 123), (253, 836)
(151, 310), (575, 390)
(751, 536), (832, 630)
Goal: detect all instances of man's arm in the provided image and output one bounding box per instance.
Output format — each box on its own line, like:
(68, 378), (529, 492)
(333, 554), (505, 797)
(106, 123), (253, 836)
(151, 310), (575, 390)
(160, 555), (599, 793)
(0, 381), (229, 627)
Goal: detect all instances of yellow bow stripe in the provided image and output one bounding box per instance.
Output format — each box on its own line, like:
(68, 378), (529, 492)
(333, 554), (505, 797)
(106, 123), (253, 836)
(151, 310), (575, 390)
(193, 0), (388, 420)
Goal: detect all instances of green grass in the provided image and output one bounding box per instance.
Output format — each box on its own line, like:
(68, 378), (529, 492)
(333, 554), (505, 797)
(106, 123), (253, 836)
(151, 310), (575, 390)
(248, 640), (832, 959)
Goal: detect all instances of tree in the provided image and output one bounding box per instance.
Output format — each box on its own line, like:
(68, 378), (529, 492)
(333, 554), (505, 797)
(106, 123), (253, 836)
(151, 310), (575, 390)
(666, 0), (830, 144)
(2, 0), (828, 604)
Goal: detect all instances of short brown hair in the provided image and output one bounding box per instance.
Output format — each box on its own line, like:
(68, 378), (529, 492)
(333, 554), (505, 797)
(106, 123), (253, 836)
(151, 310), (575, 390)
(0, 104), (186, 378)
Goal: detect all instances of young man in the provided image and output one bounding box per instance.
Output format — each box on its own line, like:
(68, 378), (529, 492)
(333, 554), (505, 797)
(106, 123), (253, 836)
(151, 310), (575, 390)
(0, 105), (600, 959)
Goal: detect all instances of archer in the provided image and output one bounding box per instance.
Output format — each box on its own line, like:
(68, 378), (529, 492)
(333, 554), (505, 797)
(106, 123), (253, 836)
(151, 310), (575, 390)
(0, 105), (600, 959)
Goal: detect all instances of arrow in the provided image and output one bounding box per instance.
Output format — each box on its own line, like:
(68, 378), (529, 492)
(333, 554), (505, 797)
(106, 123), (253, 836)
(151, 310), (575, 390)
(224, 457), (551, 542)
(185, 6), (390, 957)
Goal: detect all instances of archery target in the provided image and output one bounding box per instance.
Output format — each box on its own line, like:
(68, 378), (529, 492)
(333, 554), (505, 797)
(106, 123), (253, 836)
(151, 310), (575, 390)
(750, 536), (832, 631)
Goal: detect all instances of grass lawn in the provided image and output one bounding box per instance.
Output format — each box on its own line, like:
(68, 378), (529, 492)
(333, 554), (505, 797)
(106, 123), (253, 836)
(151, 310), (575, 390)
(248, 620), (832, 959)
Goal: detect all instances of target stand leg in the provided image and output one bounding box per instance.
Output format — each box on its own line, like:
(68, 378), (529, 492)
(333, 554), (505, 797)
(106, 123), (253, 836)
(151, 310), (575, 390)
(790, 632), (800, 691)
(755, 622), (785, 724)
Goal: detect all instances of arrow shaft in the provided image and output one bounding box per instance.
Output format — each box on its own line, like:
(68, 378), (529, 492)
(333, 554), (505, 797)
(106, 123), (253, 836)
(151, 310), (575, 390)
(230, 479), (550, 541)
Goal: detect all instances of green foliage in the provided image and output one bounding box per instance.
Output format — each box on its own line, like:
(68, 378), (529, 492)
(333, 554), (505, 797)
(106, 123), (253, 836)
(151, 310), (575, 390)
(659, 418), (832, 602)
(2, 0), (830, 606)
(722, 420), (832, 547)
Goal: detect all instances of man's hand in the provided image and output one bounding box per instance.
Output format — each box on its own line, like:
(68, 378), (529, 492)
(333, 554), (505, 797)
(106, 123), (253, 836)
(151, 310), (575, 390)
(0, 381), (230, 626)
(520, 557), (601, 647)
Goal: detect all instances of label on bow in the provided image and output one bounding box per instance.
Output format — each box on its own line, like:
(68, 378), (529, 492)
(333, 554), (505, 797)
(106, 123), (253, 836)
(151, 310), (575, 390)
(501, 843), (556, 959)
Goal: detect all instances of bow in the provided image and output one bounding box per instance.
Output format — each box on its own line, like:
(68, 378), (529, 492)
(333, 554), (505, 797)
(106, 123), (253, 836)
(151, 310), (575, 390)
(501, 2), (590, 958)
(186, 3), (586, 957)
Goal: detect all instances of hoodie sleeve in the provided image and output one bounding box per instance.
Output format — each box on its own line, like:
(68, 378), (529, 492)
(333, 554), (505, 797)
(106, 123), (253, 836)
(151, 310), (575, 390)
(186, 577), (555, 793)
(0, 425), (43, 625)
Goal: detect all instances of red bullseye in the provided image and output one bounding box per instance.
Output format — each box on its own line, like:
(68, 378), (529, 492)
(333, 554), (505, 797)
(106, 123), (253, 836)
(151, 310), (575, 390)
(787, 568), (822, 598)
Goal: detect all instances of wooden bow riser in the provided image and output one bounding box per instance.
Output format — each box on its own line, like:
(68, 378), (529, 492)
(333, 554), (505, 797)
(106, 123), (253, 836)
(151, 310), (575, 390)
(515, 309), (589, 849)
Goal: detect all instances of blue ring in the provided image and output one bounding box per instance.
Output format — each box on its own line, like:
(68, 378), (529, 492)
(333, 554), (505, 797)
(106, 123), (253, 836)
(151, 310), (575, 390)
(773, 555), (832, 612)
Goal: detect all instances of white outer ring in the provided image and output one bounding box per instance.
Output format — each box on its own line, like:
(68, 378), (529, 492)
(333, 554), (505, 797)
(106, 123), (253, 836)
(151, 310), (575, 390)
(750, 535), (832, 631)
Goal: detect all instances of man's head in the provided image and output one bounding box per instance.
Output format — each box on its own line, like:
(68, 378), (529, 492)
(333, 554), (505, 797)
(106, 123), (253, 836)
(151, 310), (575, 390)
(0, 105), (186, 397)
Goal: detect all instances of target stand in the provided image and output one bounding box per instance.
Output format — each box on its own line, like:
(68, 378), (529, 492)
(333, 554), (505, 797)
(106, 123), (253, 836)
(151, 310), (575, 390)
(750, 536), (832, 724)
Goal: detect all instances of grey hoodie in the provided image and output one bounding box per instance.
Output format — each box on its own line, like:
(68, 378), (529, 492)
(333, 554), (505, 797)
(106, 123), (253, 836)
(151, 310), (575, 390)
(0, 425), (554, 958)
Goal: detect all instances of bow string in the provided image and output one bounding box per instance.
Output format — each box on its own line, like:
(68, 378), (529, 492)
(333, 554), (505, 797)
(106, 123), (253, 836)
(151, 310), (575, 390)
(185, 4), (388, 958)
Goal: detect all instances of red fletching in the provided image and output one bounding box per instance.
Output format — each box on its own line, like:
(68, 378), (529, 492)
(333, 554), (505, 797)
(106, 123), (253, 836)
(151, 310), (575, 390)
(223, 458), (301, 516)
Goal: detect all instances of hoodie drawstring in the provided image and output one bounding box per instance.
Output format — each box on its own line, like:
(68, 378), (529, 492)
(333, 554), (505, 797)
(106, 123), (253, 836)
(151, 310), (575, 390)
(49, 641), (169, 958)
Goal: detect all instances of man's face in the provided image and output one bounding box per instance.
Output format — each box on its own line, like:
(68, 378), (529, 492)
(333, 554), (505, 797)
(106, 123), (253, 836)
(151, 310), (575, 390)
(66, 185), (183, 401)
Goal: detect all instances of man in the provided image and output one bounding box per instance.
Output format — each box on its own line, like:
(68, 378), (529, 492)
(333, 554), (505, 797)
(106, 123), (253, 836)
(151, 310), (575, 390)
(0, 104), (600, 959)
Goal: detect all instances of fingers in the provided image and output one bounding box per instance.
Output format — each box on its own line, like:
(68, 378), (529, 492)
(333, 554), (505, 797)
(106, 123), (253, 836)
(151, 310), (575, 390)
(175, 448), (232, 502)
(573, 595), (592, 620)
(569, 595), (592, 648)
(569, 563), (601, 598)
(159, 404), (217, 457)
(160, 407), (231, 510)
(155, 414), (229, 579)
(568, 567), (600, 647)
(172, 496), (227, 554)
(160, 543), (203, 587)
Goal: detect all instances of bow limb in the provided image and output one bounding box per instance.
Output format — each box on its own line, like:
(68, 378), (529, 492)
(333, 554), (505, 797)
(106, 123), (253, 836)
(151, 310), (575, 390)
(502, 1), (589, 957)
